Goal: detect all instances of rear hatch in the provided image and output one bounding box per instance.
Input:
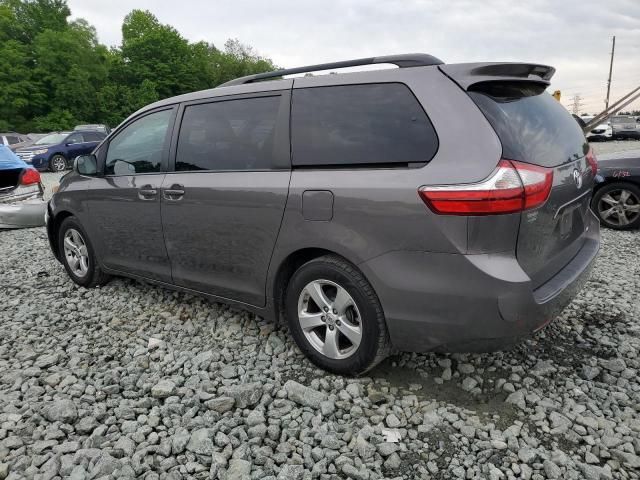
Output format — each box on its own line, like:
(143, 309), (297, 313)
(441, 64), (595, 287)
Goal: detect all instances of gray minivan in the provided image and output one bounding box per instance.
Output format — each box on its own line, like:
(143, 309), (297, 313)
(47, 54), (600, 374)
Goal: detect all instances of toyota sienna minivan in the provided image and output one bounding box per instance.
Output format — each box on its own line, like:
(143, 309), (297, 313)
(47, 54), (600, 375)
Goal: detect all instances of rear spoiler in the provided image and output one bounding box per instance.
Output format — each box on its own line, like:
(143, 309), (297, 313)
(439, 62), (555, 90)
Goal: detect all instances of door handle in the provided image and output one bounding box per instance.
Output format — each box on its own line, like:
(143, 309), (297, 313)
(138, 185), (158, 200)
(163, 184), (185, 201)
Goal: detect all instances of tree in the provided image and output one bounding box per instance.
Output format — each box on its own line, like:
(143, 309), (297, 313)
(0, 1), (277, 131)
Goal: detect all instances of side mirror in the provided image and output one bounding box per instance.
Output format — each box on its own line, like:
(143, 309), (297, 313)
(74, 154), (98, 176)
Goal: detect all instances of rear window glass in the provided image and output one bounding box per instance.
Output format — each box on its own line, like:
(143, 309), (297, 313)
(469, 82), (588, 167)
(291, 83), (438, 167)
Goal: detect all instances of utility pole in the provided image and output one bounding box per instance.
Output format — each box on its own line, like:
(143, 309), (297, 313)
(605, 36), (616, 110)
(570, 94), (584, 115)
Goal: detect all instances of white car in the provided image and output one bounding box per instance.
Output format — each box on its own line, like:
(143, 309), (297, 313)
(586, 123), (613, 141)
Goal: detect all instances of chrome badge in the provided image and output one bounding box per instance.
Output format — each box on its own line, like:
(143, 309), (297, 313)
(573, 169), (582, 189)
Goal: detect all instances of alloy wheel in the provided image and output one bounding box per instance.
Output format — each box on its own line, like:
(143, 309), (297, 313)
(597, 189), (640, 227)
(297, 279), (362, 360)
(51, 156), (66, 171)
(63, 228), (89, 277)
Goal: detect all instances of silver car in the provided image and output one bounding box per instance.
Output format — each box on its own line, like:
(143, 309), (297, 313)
(46, 54), (600, 375)
(0, 146), (45, 228)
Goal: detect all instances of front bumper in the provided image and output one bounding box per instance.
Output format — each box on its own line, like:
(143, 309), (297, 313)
(30, 156), (49, 170)
(359, 213), (600, 353)
(0, 198), (47, 228)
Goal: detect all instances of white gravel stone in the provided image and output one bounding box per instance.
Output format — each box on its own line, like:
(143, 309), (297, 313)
(0, 192), (638, 480)
(151, 379), (176, 398)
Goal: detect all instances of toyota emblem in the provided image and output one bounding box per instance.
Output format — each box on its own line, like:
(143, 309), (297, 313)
(573, 169), (582, 189)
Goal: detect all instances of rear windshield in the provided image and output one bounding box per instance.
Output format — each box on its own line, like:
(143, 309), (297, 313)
(468, 82), (588, 167)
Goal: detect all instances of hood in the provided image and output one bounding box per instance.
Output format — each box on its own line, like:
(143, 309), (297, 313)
(597, 149), (640, 165)
(17, 143), (54, 152)
(0, 145), (28, 169)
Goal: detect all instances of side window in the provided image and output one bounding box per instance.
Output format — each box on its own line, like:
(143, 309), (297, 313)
(175, 95), (281, 171)
(106, 109), (172, 175)
(66, 133), (84, 144)
(6, 136), (20, 145)
(291, 83), (438, 166)
(85, 132), (105, 142)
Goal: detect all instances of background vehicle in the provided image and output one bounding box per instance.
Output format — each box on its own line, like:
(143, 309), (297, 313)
(592, 148), (640, 229)
(15, 130), (106, 172)
(0, 145), (45, 228)
(610, 115), (640, 140)
(586, 122), (612, 142)
(46, 54), (599, 375)
(74, 124), (111, 135)
(1, 132), (30, 151)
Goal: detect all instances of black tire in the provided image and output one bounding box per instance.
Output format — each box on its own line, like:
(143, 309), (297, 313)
(592, 182), (640, 230)
(49, 154), (67, 172)
(58, 216), (110, 287)
(285, 255), (391, 375)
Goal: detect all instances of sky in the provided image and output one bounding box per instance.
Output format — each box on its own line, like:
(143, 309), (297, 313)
(68, 0), (640, 114)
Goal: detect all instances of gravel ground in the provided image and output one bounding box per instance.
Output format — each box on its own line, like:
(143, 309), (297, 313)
(1, 154), (638, 480)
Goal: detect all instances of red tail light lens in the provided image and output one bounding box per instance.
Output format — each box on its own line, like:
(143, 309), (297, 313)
(419, 159), (553, 215)
(586, 148), (598, 177)
(20, 168), (41, 186)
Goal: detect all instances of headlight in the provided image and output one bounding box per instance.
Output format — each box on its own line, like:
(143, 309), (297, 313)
(32, 149), (48, 155)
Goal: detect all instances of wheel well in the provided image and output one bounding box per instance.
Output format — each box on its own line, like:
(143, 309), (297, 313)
(48, 210), (74, 259)
(272, 248), (337, 323)
(593, 179), (640, 198)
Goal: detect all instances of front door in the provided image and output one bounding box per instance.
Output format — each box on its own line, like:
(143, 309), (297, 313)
(84, 108), (176, 282)
(161, 92), (291, 306)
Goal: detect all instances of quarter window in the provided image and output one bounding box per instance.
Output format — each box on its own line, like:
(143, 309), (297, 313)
(291, 83), (438, 167)
(106, 109), (172, 175)
(176, 96), (281, 171)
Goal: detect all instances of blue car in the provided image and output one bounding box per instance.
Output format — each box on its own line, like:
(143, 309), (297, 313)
(14, 130), (106, 172)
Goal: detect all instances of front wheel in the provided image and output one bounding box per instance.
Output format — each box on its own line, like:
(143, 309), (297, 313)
(285, 255), (391, 375)
(592, 182), (640, 230)
(58, 216), (110, 287)
(49, 154), (67, 172)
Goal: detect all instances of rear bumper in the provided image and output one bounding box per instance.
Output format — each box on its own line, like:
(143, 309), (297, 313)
(587, 133), (612, 141)
(359, 213), (600, 353)
(0, 198), (47, 229)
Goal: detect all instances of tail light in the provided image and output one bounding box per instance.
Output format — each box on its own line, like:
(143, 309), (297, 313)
(586, 147), (598, 177)
(20, 168), (41, 186)
(419, 159), (553, 215)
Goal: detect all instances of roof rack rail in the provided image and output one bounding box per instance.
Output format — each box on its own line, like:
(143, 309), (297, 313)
(218, 53), (444, 87)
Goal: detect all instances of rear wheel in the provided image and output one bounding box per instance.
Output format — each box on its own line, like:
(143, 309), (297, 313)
(592, 182), (640, 230)
(285, 255), (390, 375)
(58, 216), (110, 287)
(49, 154), (67, 172)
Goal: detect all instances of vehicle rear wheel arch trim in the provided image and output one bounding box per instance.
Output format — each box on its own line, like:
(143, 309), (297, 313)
(272, 247), (341, 322)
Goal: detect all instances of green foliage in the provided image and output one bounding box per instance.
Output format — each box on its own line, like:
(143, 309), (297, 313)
(0, 1), (277, 132)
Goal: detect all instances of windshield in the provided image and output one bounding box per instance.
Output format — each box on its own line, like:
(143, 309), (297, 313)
(35, 133), (68, 145)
